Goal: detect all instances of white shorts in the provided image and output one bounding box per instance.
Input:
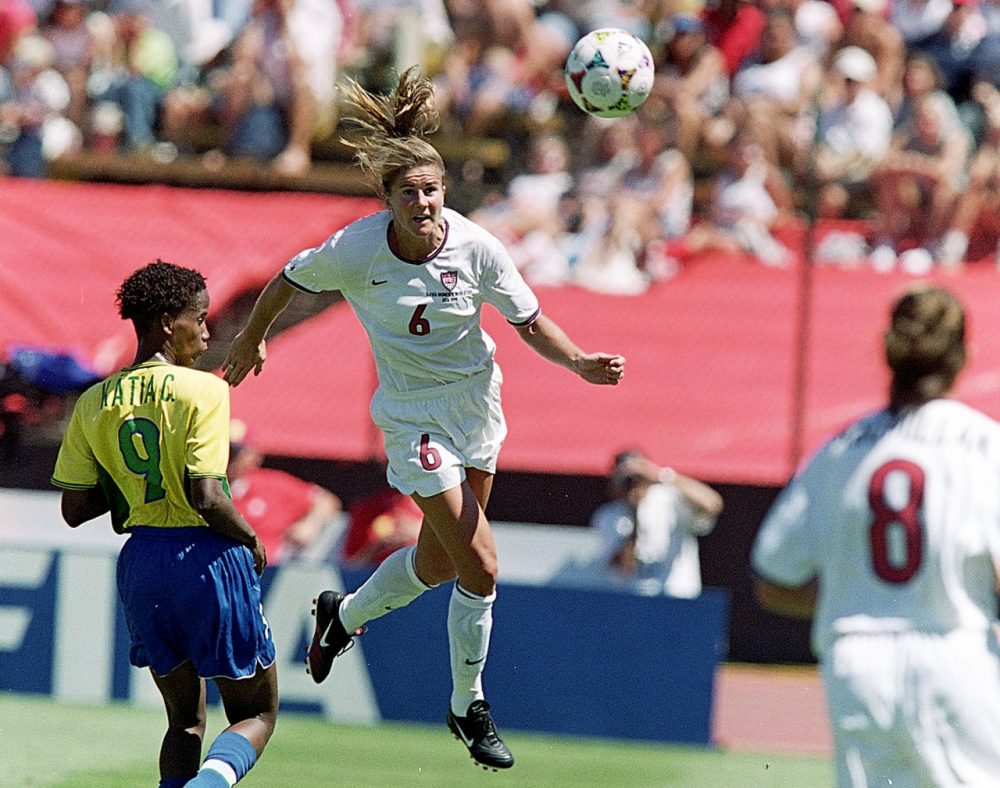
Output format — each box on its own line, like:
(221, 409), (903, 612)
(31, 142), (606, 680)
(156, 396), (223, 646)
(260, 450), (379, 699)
(371, 365), (506, 498)
(822, 628), (1000, 788)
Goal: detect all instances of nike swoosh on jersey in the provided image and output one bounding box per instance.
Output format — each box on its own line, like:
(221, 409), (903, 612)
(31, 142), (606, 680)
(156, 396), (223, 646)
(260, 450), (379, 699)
(371, 279), (388, 285)
(464, 656), (486, 665)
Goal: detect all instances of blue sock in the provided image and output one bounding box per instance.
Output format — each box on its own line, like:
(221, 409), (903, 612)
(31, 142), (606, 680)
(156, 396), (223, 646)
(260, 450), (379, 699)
(184, 770), (229, 788)
(186, 731), (258, 786)
(158, 779), (191, 788)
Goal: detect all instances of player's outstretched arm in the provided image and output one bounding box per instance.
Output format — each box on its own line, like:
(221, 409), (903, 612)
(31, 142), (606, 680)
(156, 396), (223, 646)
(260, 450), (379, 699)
(222, 273), (298, 386)
(515, 314), (625, 385)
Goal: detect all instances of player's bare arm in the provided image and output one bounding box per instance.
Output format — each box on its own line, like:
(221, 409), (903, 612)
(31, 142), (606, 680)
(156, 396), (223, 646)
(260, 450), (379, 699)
(60, 487), (110, 527)
(754, 576), (818, 619)
(515, 314), (625, 385)
(188, 476), (267, 574)
(222, 273), (298, 386)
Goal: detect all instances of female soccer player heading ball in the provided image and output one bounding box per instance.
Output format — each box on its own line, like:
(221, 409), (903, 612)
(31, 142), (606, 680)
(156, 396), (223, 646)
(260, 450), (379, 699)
(753, 284), (1000, 786)
(222, 67), (626, 770)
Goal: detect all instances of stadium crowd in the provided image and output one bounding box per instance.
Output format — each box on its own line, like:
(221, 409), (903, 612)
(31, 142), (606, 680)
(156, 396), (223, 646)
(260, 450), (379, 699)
(4, 0), (1000, 286)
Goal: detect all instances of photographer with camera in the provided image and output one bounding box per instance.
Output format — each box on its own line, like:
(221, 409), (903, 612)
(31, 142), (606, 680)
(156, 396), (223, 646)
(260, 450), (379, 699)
(590, 449), (724, 598)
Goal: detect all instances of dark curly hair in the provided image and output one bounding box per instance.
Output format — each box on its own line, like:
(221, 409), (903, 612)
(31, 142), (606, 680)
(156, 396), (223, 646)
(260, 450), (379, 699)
(116, 260), (207, 330)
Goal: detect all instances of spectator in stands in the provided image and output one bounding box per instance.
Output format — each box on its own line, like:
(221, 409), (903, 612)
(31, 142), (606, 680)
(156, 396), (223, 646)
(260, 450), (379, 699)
(891, 0), (954, 47)
(469, 131), (575, 286)
(429, 13), (494, 135)
(590, 449), (723, 598)
(158, 21), (233, 158)
(572, 113), (639, 198)
(227, 422), (342, 564)
(210, 0), (306, 171)
(804, 45), (893, 219)
(342, 0), (454, 88)
(912, 0), (989, 136)
(892, 49), (964, 135)
(207, 0), (347, 176)
(712, 8), (823, 169)
(0, 32), (78, 177)
(936, 81), (1000, 266)
(572, 115), (692, 293)
(277, 0), (347, 168)
(41, 0), (93, 132)
(760, 0), (844, 60)
(836, 0), (905, 104)
(91, 0), (177, 151)
(683, 128), (796, 266)
(0, 0), (36, 64)
(649, 12), (729, 160)
(869, 91), (972, 271)
(702, 0), (767, 77)
(340, 484), (422, 567)
(432, 6), (574, 137)
(148, 0), (239, 79)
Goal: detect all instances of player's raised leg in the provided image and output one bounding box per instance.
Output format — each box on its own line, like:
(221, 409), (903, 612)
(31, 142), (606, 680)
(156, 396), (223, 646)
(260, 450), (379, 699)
(414, 472), (514, 770)
(307, 540), (439, 682)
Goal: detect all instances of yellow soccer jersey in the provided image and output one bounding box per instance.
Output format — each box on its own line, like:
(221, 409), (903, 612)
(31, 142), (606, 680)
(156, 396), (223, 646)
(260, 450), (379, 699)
(51, 360), (230, 532)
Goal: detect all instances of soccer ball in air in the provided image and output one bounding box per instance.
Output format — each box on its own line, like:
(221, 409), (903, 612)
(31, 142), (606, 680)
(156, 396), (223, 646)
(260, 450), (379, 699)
(564, 28), (655, 118)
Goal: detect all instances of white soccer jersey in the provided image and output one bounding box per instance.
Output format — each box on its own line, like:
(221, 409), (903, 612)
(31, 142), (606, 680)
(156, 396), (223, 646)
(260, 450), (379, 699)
(753, 398), (1000, 657)
(283, 207), (541, 394)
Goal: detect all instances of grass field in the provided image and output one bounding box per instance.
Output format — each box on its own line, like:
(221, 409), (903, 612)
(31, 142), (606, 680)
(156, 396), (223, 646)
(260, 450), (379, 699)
(1, 693), (832, 787)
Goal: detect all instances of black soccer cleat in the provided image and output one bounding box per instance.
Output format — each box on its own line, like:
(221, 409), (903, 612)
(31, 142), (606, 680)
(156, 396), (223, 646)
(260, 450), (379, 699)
(306, 590), (363, 684)
(447, 700), (515, 771)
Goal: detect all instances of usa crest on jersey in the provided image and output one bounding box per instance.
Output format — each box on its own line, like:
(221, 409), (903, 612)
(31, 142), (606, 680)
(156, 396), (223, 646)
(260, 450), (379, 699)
(441, 270), (458, 291)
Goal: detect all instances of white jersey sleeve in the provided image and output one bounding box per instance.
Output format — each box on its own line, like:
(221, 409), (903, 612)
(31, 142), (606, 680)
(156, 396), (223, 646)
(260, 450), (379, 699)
(752, 457), (825, 588)
(282, 210), (387, 294)
(477, 228), (540, 326)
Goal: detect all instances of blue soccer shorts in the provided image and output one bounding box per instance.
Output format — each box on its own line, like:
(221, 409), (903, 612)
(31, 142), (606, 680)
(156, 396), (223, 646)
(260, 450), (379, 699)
(117, 526), (276, 679)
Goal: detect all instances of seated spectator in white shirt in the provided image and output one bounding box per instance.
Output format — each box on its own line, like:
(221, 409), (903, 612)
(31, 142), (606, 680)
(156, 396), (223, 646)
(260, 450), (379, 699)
(804, 46), (893, 219)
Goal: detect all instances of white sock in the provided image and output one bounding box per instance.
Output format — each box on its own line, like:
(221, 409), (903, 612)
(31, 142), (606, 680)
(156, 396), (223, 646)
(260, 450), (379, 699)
(200, 759), (236, 786)
(448, 583), (495, 717)
(339, 546), (432, 633)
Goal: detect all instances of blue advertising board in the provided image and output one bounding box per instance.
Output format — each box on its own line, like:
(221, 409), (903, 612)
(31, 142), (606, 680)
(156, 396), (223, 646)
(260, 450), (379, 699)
(0, 547), (728, 745)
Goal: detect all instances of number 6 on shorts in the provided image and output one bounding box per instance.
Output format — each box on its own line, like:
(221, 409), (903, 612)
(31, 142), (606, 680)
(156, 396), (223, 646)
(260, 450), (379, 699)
(419, 433), (442, 471)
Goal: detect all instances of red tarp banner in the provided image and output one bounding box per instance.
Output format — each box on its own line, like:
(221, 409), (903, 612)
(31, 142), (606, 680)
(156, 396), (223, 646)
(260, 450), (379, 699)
(4, 178), (1000, 484)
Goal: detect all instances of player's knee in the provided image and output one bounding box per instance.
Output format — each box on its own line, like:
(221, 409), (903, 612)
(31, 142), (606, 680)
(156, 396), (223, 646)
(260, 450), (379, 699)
(480, 553), (499, 584)
(167, 715), (206, 740)
(418, 563), (458, 587)
(465, 550), (499, 591)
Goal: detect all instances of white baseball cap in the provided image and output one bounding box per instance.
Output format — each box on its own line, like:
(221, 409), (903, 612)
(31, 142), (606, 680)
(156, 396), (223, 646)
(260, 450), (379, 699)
(834, 46), (877, 83)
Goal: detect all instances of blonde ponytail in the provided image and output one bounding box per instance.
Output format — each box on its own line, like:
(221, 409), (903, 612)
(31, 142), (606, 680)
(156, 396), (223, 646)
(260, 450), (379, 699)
(340, 67), (445, 198)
